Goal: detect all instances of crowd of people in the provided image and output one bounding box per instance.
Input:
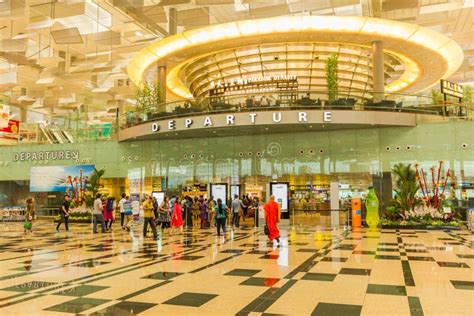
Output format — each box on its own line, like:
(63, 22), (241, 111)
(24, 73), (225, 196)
(26, 192), (281, 245)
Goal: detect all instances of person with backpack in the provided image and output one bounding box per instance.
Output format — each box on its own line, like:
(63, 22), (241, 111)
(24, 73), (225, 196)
(56, 195), (71, 232)
(215, 198), (228, 237)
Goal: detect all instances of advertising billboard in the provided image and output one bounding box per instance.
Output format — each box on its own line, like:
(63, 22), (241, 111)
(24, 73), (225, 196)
(270, 182), (289, 212)
(30, 165), (95, 192)
(211, 184), (227, 205)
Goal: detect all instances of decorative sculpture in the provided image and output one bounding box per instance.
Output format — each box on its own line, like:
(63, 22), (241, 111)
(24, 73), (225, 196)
(365, 186), (380, 228)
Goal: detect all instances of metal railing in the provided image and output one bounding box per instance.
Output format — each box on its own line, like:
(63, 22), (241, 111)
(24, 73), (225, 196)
(120, 89), (472, 129)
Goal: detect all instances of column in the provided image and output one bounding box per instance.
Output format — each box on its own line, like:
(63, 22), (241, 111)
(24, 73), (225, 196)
(330, 182), (340, 228)
(20, 107), (27, 123)
(169, 8), (177, 35)
(372, 40), (384, 103)
(157, 65), (166, 111)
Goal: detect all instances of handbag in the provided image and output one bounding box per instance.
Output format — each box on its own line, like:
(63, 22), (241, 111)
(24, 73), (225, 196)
(264, 224), (269, 235)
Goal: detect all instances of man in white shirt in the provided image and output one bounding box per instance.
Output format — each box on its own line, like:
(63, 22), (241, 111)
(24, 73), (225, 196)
(231, 194), (244, 229)
(93, 193), (106, 233)
(118, 193), (126, 228)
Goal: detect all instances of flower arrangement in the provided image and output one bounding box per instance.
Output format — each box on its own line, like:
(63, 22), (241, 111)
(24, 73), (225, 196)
(381, 162), (461, 229)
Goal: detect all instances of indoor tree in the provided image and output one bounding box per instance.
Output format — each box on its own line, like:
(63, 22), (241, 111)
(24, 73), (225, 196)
(431, 89), (443, 105)
(325, 52), (339, 102)
(135, 80), (163, 110)
(388, 163), (421, 219)
(84, 168), (105, 208)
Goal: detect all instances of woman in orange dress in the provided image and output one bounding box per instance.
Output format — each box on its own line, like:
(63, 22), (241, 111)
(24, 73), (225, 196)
(264, 195), (280, 245)
(171, 196), (183, 234)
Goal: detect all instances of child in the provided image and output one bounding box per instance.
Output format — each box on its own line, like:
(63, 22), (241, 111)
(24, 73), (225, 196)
(24, 215), (33, 234)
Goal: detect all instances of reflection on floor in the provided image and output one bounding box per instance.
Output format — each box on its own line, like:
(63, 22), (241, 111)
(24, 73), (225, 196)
(0, 219), (473, 315)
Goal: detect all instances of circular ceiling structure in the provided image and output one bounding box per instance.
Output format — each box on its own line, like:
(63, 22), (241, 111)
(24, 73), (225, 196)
(127, 16), (464, 99)
(181, 42), (404, 99)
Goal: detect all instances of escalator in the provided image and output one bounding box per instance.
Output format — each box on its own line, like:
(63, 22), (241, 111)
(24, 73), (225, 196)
(39, 123), (74, 144)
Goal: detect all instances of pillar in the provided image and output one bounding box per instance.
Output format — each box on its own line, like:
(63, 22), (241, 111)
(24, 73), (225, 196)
(169, 8), (177, 35)
(372, 40), (384, 103)
(330, 182), (340, 228)
(157, 66), (167, 110)
(20, 107), (27, 123)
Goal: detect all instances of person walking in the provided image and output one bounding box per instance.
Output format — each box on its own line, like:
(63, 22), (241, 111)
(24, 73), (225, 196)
(215, 198), (227, 237)
(264, 195), (281, 245)
(142, 195), (158, 240)
(192, 197), (201, 227)
(199, 198), (208, 229)
(158, 196), (171, 235)
(103, 197), (115, 231)
(231, 194), (244, 229)
(92, 193), (106, 233)
(171, 196), (184, 234)
(24, 198), (35, 234)
(118, 193), (126, 227)
(208, 196), (216, 226)
(122, 196), (133, 231)
(56, 195), (71, 232)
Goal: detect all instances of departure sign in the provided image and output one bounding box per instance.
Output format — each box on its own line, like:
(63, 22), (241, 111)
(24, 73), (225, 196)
(440, 80), (463, 99)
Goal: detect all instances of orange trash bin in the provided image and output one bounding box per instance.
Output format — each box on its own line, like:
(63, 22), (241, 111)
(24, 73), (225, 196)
(351, 197), (362, 228)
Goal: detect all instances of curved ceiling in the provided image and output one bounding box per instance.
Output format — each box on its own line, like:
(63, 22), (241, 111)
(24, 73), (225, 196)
(180, 42), (404, 99)
(127, 16), (464, 99)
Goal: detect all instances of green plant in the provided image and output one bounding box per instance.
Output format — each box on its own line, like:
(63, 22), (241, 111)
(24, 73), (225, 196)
(325, 52), (339, 102)
(392, 163), (421, 213)
(136, 80), (163, 109)
(431, 90), (443, 105)
(84, 168), (105, 208)
(463, 85), (472, 104)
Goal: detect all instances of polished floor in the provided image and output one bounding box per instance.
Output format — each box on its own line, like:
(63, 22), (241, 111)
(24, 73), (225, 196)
(0, 219), (473, 316)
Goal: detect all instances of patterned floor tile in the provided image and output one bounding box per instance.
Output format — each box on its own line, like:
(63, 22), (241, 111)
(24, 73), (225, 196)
(450, 280), (474, 290)
(437, 261), (470, 268)
(366, 284), (407, 296)
(311, 302), (362, 316)
(301, 273), (337, 281)
(339, 268), (371, 276)
(240, 277), (280, 287)
(44, 297), (109, 313)
(142, 271), (182, 280)
(90, 301), (157, 315)
(225, 269), (261, 277)
(163, 292), (218, 307)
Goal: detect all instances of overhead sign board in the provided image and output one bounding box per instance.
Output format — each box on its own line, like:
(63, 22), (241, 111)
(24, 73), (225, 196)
(440, 80), (463, 99)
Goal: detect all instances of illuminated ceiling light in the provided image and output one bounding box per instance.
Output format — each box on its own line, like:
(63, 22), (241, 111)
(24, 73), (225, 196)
(128, 16), (464, 99)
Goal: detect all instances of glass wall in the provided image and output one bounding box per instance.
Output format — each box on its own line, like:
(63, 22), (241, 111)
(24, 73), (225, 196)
(0, 120), (473, 224)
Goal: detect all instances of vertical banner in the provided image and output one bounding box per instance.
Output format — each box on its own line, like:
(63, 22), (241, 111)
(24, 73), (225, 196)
(128, 167), (145, 197)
